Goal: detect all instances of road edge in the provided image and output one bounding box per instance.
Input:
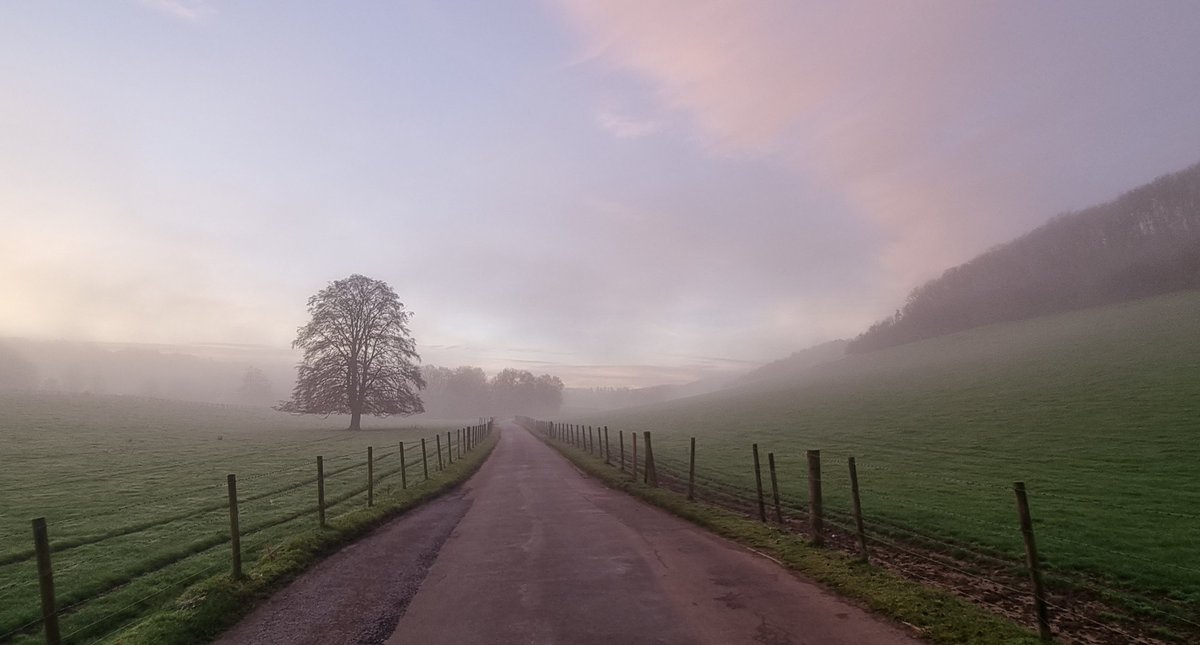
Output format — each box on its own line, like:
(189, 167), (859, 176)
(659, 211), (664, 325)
(524, 425), (1044, 645)
(114, 431), (500, 645)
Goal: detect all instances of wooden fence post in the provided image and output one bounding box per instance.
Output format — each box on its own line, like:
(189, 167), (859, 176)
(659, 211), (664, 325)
(807, 450), (823, 546)
(367, 446), (374, 507)
(768, 452), (783, 524)
(399, 442), (407, 490)
(421, 438), (429, 481)
(1014, 482), (1052, 642)
(632, 432), (638, 481)
(317, 456), (326, 527)
(752, 444), (767, 523)
(447, 431), (453, 464)
(604, 426), (611, 464)
(643, 431), (657, 487)
(848, 457), (868, 562)
(32, 517), (60, 645)
(227, 474), (242, 578)
(688, 437), (697, 501)
(619, 430), (626, 472)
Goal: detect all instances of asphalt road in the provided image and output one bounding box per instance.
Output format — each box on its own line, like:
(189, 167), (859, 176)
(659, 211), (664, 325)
(214, 477), (474, 645)
(384, 422), (920, 645)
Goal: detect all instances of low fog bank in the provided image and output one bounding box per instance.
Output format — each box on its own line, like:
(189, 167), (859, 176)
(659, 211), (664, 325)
(0, 337), (854, 418)
(561, 375), (735, 415)
(0, 339), (573, 419)
(0, 338), (292, 406)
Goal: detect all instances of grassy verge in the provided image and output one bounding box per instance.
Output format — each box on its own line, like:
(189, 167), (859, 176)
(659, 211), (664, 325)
(110, 432), (498, 645)
(534, 430), (1043, 645)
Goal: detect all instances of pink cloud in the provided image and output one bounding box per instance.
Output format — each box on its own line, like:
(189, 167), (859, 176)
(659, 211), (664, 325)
(551, 0), (1200, 292)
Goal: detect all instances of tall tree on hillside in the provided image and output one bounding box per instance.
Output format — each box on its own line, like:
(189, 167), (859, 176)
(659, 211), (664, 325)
(278, 274), (425, 430)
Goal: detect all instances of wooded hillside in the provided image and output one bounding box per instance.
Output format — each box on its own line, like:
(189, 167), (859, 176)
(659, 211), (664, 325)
(848, 162), (1200, 352)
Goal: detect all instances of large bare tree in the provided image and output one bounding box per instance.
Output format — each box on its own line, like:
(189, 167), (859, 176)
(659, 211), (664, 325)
(279, 274), (425, 430)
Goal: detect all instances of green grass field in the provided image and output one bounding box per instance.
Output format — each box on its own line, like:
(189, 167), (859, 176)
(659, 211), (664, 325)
(0, 394), (468, 644)
(571, 290), (1200, 629)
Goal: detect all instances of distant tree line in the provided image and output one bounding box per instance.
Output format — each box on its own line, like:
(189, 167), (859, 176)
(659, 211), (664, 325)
(420, 365), (563, 418)
(848, 161), (1200, 353)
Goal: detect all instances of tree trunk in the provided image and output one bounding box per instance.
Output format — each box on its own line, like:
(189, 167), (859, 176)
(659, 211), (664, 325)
(349, 410), (362, 431)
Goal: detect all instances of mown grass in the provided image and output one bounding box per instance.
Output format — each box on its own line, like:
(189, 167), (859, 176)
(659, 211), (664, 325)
(568, 290), (1200, 625)
(0, 393), (473, 644)
(534, 428), (1042, 645)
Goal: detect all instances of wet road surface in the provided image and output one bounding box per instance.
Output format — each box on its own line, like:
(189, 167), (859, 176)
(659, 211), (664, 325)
(384, 423), (920, 645)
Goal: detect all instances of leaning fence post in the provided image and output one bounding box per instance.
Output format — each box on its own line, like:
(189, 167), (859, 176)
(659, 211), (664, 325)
(643, 431), (657, 487)
(367, 446), (375, 507)
(619, 430), (626, 472)
(604, 426), (611, 464)
(752, 444), (767, 522)
(32, 517), (60, 645)
(317, 456), (326, 527)
(421, 438), (429, 481)
(227, 474), (242, 578)
(399, 442), (407, 490)
(688, 437), (697, 501)
(1014, 482), (1052, 642)
(848, 457), (868, 562)
(807, 450), (823, 546)
(768, 452), (783, 524)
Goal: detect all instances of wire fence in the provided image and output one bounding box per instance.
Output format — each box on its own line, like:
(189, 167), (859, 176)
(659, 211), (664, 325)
(527, 418), (1200, 645)
(1, 421), (495, 645)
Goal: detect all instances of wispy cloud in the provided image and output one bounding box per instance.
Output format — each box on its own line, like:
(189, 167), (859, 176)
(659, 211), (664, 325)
(596, 107), (658, 139)
(137, 0), (212, 22)
(553, 0), (1200, 291)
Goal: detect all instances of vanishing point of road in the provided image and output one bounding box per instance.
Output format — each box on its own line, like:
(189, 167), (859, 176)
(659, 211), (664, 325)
(218, 422), (921, 645)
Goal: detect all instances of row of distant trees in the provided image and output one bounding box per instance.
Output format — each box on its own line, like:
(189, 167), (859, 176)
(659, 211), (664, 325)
(420, 365), (563, 419)
(848, 162), (1200, 352)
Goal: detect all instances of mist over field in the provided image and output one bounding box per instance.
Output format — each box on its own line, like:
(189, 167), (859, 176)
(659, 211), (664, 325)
(4, 4), (1200, 645)
(2, 2), (1199, 399)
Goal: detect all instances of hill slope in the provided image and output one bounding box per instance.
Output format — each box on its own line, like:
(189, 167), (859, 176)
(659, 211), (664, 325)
(849, 161), (1200, 352)
(575, 289), (1200, 616)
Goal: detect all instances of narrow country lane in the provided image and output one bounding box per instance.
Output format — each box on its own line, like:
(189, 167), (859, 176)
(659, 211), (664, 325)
(384, 422), (920, 645)
(213, 477), (474, 645)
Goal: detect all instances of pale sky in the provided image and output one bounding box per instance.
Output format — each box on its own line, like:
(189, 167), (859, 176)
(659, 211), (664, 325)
(2, 1), (1199, 386)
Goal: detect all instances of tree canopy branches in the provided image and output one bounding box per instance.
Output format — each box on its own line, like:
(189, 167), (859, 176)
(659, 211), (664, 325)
(278, 274), (425, 429)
